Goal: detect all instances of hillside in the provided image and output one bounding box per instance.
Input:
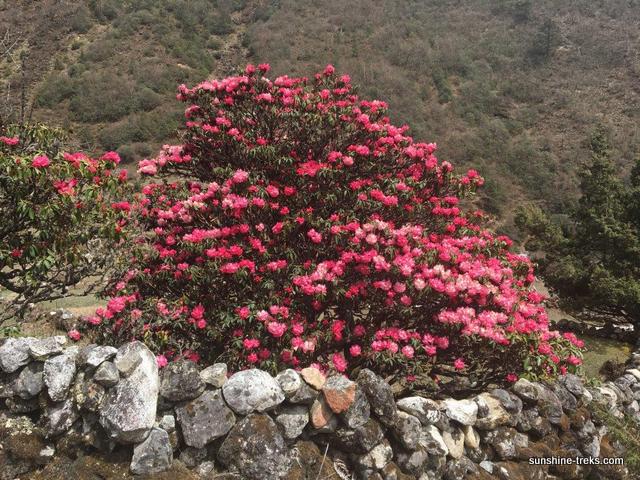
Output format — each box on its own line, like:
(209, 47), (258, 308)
(1, 0), (639, 229)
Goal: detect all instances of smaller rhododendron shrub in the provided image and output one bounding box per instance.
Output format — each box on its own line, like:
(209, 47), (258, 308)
(95, 65), (582, 388)
(0, 124), (130, 321)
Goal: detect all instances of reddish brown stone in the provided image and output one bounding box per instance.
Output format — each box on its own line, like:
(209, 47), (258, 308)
(322, 376), (356, 414)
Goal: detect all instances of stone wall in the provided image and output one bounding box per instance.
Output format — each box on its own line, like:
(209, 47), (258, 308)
(0, 336), (635, 480)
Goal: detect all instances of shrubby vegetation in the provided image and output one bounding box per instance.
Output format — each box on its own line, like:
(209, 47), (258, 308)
(0, 124), (129, 323)
(517, 128), (640, 324)
(91, 66), (582, 390)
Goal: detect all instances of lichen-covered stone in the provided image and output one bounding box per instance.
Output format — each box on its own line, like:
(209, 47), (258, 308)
(199, 363), (227, 388)
(275, 405), (308, 440)
(353, 440), (393, 471)
(175, 389), (235, 448)
(93, 361), (119, 387)
(14, 362), (44, 399)
(82, 346), (118, 369)
(223, 369), (285, 415)
(275, 368), (302, 397)
(483, 426), (529, 460)
(46, 398), (79, 437)
(442, 428), (464, 459)
(341, 387), (371, 429)
(474, 393), (512, 430)
(442, 398), (478, 426)
(44, 350), (78, 402)
(392, 411), (421, 450)
(28, 336), (67, 360)
(356, 369), (398, 427)
(130, 427), (173, 475)
(0, 337), (34, 373)
(329, 418), (385, 454)
(160, 360), (205, 402)
(419, 425), (448, 456)
(396, 396), (440, 425)
(218, 414), (291, 480)
(100, 341), (158, 443)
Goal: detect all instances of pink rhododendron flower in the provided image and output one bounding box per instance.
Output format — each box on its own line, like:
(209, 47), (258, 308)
(31, 155), (50, 168)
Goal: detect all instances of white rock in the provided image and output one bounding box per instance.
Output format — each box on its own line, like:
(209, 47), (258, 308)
(442, 398), (478, 426)
(396, 396), (440, 425)
(222, 369), (285, 415)
(100, 342), (159, 443)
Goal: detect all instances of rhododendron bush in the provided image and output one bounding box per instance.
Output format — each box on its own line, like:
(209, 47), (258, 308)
(95, 65), (582, 388)
(0, 124), (129, 323)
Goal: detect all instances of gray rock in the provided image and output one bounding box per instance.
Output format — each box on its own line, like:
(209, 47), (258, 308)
(474, 393), (512, 430)
(218, 414), (291, 480)
(443, 456), (478, 480)
(552, 383), (578, 411)
(158, 414), (175, 433)
(419, 425), (448, 456)
(222, 369), (285, 415)
(483, 426), (528, 460)
(397, 397), (441, 425)
(195, 461), (216, 477)
(44, 350), (78, 401)
(100, 341), (159, 443)
(28, 336), (67, 360)
(442, 398), (478, 426)
(342, 387), (371, 429)
(356, 369), (398, 427)
(0, 337), (34, 373)
(160, 360), (205, 402)
(275, 368), (303, 397)
(396, 448), (429, 476)
(353, 440), (393, 471)
(179, 446), (208, 467)
(512, 378), (540, 403)
(329, 418), (385, 454)
(113, 342), (143, 376)
(392, 411), (422, 450)
(83, 346), (118, 368)
(94, 361), (119, 387)
(275, 405), (309, 439)
(175, 389), (236, 448)
(72, 373), (106, 412)
(536, 385), (563, 425)
(200, 363), (227, 387)
(561, 373), (586, 397)
(130, 427), (173, 474)
(47, 398), (79, 436)
(289, 381), (319, 404)
(14, 362), (44, 399)
(489, 389), (523, 414)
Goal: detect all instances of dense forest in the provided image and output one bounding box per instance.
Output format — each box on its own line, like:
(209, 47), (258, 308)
(1, 0), (640, 231)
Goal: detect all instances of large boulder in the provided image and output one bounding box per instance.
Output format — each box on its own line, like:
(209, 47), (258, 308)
(160, 360), (205, 402)
(222, 369), (285, 415)
(99, 341), (159, 443)
(175, 389), (236, 449)
(130, 427), (173, 475)
(218, 414), (291, 480)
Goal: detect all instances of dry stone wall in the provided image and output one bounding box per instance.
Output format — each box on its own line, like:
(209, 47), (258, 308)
(0, 336), (635, 479)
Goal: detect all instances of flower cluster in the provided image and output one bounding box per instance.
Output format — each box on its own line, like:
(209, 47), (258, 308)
(93, 65), (581, 387)
(0, 126), (130, 316)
